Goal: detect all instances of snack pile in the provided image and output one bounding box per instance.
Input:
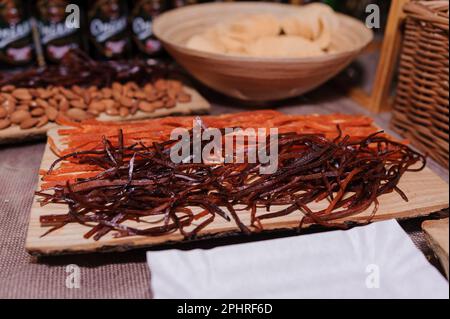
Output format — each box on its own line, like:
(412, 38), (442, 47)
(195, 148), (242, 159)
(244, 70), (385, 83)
(0, 80), (192, 131)
(186, 3), (339, 58)
(36, 111), (426, 241)
(0, 51), (193, 131)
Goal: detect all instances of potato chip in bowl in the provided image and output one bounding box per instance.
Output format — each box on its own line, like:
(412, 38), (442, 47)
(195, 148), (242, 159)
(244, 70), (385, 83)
(186, 3), (340, 58)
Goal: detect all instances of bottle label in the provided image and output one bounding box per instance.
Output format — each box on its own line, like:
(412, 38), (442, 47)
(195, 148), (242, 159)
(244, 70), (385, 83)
(0, 20), (31, 49)
(36, 0), (82, 62)
(39, 22), (77, 45)
(132, 16), (152, 41)
(88, 0), (129, 59)
(0, 0), (34, 66)
(90, 16), (127, 43)
(131, 0), (162, 56)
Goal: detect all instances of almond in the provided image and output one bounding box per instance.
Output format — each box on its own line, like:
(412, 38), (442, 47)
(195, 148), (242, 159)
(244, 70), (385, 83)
(59, 99), (70, 111)
(133, 91), (147, 99)
(1, 93), (16, 104)
(45, 106), (58, 121)
(72, 85), (84, 96)
(119, 107), (129, 117)
(10, 110), (31, 124)
(36, 116), (49, 128)
(112, 91), (122, 101)
(130, 105), (139, 115)
(0, 119), (11, 130)
(168, 80), (183, 92)
(70, 99), (87, 109)
(17, 104), (30, 111)
(167, 88), (179, 99)
(165, 98), (177, 109)
(1, 85), (15, 93)
(48, 98), (59, 108)
(144, 84), (155, 94)
(154, 100), (165, 109)
(156, 91), (166, 99)
(37, 88), (53, 99)
(54, 94), (65, 102)
(92, 91), (103, 100)
(177, 93), (192, 103)
(60, 87), (79, 100)
(83, 91), (92, 104)
(12, 88), (32, 100)
(2, 97), (16, 114)
(31, 107), (45, 117)
(0, 106), (7, 119)
(138, 101), (156, 113)
(20, 117), (39, 129)
(50, 87), (60, 96)
(36, 98), (50, 109)
(28, 88), (38, 97)
(125, 89), (135, 98)
(105, 106), (119, 116)
(66, 108), (89, 121)
(101, 88), (113, 99)
(145, 93), (158, 102)
(89, 101), (106, 112)
(112, 82), (123, 93)
(154, 79), (167, 91)
(119, 96), (134, 108)
(87, 108), (100, 116)
(102, 99), (116, 109)
(125, 82), (139, 91)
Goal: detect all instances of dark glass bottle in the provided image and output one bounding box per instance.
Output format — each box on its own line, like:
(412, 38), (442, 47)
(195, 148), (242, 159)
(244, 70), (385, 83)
(87, 0), (131, 60)
(35, 0), (84, 64)
(0, 0), (35, 69)
(130, 0), (164, 57)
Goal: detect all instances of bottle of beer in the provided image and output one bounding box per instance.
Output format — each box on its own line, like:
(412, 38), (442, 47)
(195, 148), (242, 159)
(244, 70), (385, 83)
(87, 0), (131, 60)
(35, 0), (84, 64)
(0, 0), (35, 69)
(130, 0), (164, 57)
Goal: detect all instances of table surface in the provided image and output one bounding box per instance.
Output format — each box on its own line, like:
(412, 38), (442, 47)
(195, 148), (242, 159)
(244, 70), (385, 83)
(0, 84), (448, 299)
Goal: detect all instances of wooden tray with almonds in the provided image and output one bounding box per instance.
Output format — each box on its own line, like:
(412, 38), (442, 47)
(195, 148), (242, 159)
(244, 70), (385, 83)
(0, 84), (210, 145)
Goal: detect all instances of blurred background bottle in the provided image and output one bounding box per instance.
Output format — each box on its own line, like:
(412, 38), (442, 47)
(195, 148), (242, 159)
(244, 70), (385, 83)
(0, 0), (35, 69)
(87, 0), (131, 60)
(130, 0), (166, 58)
(35, 0), (84, 64)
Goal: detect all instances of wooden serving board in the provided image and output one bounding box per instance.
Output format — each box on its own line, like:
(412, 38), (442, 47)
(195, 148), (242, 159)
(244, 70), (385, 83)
(25, 129), (450, 256)
(423, 218), (449, 279)
(0, 86), (209, 145)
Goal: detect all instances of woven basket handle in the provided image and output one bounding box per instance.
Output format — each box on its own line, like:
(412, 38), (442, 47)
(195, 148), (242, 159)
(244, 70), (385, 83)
(404, 1), (449, 31)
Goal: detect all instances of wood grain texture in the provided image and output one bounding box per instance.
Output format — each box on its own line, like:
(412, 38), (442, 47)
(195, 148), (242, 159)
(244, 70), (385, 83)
(25, 127), (449, 256)
(153, 2), (373, 102)
(0, 87), (210, 145)
(423, 218), (449, 278)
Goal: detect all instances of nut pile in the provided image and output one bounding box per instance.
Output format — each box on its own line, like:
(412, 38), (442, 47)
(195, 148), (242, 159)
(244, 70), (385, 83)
(0, 79), (192, 131)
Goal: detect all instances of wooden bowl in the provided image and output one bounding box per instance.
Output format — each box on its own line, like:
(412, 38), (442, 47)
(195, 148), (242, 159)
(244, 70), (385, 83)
(153, 2), (373, 102)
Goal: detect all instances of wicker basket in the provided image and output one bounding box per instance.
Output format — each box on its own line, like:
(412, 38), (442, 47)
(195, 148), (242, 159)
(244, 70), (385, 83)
(392, 1), (449, 167)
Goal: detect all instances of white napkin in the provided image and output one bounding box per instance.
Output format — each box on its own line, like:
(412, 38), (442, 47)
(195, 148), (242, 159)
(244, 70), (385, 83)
(147, 220), (449, 299)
